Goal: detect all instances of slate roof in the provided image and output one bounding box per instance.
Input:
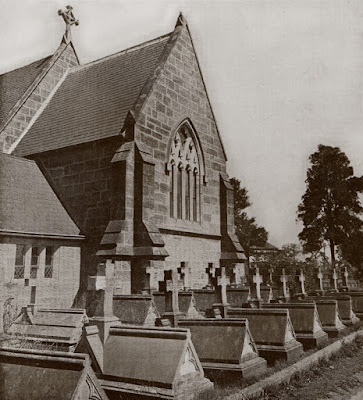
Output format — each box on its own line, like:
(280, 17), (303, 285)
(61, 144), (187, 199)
(14, 34), (171, 156)
(0, 56), (52, 128)
(0, 153), (81, 237)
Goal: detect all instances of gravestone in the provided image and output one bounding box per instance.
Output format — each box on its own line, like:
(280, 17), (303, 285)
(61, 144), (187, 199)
(315, 267), (325, 295)
(153, 291), (204, 319)
(322, 294), (360, 326)
(192, 290), (218, 315)
(212, 266), (230, 317)
(249, 267), (263, 308)
(205, 263), (216, 289)
(295, 269), (307, 298)
(178, 262), (191, 291)
(263, 303), (328, 350)
(99, 326), (213, 399)
(227, 308), (303, 365)
(227, 287), (250, 307)
(336, 291), (363, 319)
(295, 298), (346, 338)
(8, 308), (89, 352)
(331, 269), (339, 293)
(341, 267), (350, 292)
(161, 269), (184, 326)
(88, 260), (121, 343)
(179, 319), (267, 381)
(277, 268), (289, 302)
(0, 348), (107, 400)
(113, 294), (160, 326)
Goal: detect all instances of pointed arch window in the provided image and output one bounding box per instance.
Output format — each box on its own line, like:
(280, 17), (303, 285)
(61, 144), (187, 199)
(167, 120), (205, 221)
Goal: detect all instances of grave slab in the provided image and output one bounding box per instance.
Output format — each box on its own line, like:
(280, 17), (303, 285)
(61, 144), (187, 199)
(178, 318), (267, 382)
(7, 308), (88, 352)
(339, 292), (363, 319)
(99, 326), (213, 399)
(153, 292), (204, 319)
(293, 298), (347, 338)
(323, 294), (360, 326)
(192, 290), (218, 314)
(0, 347), (108, 400)
(113, 295), (160, 326)
(226, 308), (303, 365)
(226, 288), (250, 307)
(263, 303), (328, 350)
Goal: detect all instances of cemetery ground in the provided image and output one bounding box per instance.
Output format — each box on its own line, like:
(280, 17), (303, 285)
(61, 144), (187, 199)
(196, 325), (363, 400)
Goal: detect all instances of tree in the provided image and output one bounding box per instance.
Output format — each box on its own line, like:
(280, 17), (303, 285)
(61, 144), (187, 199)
(230, 178), (268, 261)
(298, 145), (363, 267)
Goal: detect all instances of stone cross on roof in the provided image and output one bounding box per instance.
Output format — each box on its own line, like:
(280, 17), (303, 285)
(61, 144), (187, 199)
(298, 269), (306, 295)
(58, 5), (79, 44)
(164, 269), (183, 314)
(332, 268), (338, 292)
(252, 267), (263, 300)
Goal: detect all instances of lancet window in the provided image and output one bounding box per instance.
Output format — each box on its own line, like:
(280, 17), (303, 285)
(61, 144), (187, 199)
(167, 121), (204, 221)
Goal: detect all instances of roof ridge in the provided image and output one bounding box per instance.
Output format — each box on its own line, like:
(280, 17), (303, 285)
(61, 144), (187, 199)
(0, 54), (52, 77)
(73, 31), (172, 73)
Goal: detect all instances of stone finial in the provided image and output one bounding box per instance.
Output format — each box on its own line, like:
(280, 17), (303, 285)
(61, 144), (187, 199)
(58, 5), (79, 44)
(175, 11), (188, 28)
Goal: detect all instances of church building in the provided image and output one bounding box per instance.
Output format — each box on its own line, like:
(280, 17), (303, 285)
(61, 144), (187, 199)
(0, 8), (245, 309)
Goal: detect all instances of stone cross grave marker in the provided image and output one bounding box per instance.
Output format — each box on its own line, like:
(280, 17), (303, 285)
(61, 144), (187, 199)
(252, 267), (263, 300)
(232, 264), (240, 286)
(317, 268), (324, 292)
(216, 266), (229, 305)
(58, 5), (79, 43)
(178, 262), (191, 290)
(342, 267), (349, 288)
(165, 269), (184, 314)
(144, 262), (158, 294)
(280, 268), (289, 299)
(332, 269), (338, 292)
(299, 269), (306, 295)
(205, 263), (216, 288)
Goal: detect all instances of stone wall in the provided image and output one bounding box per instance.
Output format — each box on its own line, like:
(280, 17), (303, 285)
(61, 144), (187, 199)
(0, 236), (81, 333)
(1, 43), (78, 153)
(135, 25), (227, 235)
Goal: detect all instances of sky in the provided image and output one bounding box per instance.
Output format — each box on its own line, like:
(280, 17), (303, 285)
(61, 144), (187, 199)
(1, 0), (363, 247)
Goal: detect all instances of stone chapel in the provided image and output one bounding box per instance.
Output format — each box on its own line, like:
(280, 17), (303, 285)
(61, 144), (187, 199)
(0, 9), (245, 309)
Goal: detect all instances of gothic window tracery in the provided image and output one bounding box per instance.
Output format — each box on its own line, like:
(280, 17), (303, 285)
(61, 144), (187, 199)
(167, 121), (204, 221)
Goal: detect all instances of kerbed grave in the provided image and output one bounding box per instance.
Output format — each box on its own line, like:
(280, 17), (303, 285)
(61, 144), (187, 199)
(227, 308), (303, 365)
(0, 348), (107, 400)
(178, 318), (267, 381)
(263, 303), (328, 350)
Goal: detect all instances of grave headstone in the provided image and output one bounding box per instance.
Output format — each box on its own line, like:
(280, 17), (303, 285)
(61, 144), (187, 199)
(192, 290), (218, 315)
(227, 287), (250, 307)
(178, 262), (191, 291)
(249, 267), (263, 308)
(297, 269), (307, 297)
(179, 319), (267, 381)
(99, 326), (213, 399)
(113, 294), (160, 326)
(315, 267), (325, 295)
(88, 260), (121, 343)
(162, 269), (184, 326)
(278, 268), (289, 301)
(227, 308), (303, 365)
(0, 348), (108, 400)
(322, 294), (360, 326)
(331, 269), (339, 293)
(263, 303), (328, 350)
(294, 298), (346, 338)
(212, 266), (230, 317)
(205, 263), (216, 289)
(340, 291), (363, 318)
(153, 291), (204, 319)
(341, 267), (350, 292)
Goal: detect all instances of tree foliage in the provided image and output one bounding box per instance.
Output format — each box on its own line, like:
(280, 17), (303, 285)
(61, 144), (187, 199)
(230, 177), (268, 259)
(298, 145), (363, 266)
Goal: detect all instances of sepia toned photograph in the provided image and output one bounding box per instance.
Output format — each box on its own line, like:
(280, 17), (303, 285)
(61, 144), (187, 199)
(0, 1), (363, 399)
